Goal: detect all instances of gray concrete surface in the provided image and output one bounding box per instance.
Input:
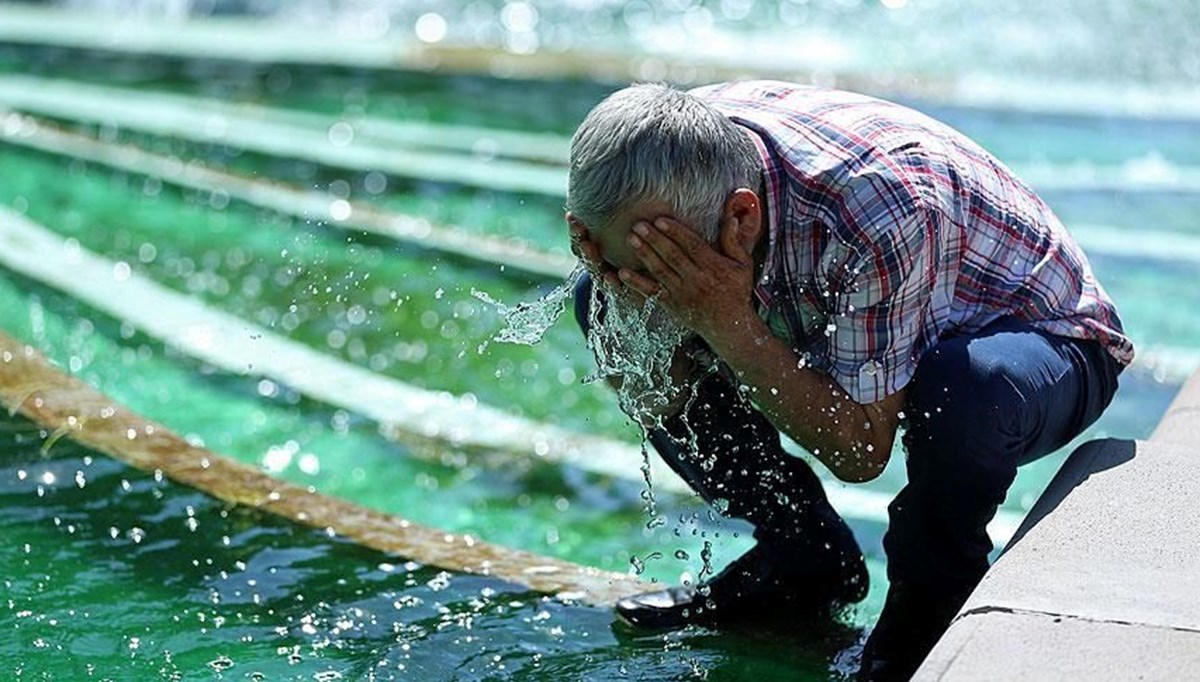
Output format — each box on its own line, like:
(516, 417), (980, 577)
(918, 609), (1200, 680)
(913, 370), (1200, 681)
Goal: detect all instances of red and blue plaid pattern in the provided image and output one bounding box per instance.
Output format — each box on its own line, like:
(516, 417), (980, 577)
(693, 81), (1134, 404)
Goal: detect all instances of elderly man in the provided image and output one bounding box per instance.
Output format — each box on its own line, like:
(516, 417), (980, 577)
(566, 81), (1130, 680)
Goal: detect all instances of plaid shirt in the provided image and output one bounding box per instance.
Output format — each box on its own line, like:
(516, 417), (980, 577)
(692, 81), (1134, 404)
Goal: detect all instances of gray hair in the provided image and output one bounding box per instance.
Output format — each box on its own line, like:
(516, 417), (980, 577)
(566, 82), (762, 241)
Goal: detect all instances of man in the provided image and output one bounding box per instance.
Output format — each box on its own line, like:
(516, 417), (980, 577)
(564, 81), (1131, 678)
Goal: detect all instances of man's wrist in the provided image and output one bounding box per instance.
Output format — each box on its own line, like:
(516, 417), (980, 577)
(703, 308), (773, 362)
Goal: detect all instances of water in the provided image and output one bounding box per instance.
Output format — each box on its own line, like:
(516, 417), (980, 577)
(474, 261), (703, 530)
(5, 422), (843, 680)
(1, 6), (1198, 679)
(471, 262), (585, 348)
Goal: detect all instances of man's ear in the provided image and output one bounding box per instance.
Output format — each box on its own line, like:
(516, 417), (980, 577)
(720, 188), (764, 259)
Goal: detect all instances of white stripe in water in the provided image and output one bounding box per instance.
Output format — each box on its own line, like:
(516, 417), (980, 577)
(5, 116), (1198, 387)
(10, 111), (1200, 277)
(1072, 223), (1200, 265)
(0, 76), (570, 165)
(0, 76), (568, 197)
(953, 76), (1200, 123)
(1020, 163), (1200, 195)
(4, 5), (1200, 121)
(4, 76), (1200, 198)
(0, 115), (575, 280)
(0, 206), (1024, 542)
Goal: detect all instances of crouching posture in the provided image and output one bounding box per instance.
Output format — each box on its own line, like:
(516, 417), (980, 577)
(565, 81), (1130, 680)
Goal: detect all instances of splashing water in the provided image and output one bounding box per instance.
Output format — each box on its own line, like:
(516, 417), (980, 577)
(473, 261), (698, 431)
(471, 263), (586, 347)
(476, 261), (711, 543)
(583, 284), (694, 426)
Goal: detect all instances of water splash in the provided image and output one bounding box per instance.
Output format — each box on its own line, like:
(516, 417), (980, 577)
(471, 262), (585, 347)
(478, 261), (713, 546)
(698, 540), (714, 582)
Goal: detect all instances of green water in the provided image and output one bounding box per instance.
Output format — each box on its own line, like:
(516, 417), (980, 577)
(1, 35), (1197, 682)
(4, 422), (851, 680)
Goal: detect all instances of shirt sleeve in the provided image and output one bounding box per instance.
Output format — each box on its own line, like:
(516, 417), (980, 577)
(823, 200), (937, 404)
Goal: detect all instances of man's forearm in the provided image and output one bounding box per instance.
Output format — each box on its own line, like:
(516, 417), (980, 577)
(704, 312), (897, 482)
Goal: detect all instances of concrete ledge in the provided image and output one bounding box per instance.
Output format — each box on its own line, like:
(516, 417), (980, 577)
(918, 609), (1200, 680)
(970, 438), (1200, 630)
(915, 434), (1200, 680)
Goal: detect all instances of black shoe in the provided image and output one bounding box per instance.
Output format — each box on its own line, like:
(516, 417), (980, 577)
(857, 582), (971, 681)
(615, 540), (868, 630)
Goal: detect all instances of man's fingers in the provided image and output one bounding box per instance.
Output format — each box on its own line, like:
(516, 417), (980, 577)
(633, 220), (695, 278)
(629, 223), (684, 286)
(599, 268), (623, 290)
(653, 216), (710, 262)
(617, 268), (665, 301)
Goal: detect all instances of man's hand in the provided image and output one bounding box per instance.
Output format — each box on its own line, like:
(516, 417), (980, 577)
(617, 215), (761, 352)
(611, 212), (899, 483)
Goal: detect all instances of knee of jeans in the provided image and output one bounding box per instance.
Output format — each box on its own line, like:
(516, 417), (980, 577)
(572, 274), (594, 337)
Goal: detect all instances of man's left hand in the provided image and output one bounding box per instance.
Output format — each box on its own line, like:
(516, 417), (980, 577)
(618, 215), (761, 350)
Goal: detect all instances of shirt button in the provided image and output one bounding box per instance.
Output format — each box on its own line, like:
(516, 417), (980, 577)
(860, 360), (880, 377)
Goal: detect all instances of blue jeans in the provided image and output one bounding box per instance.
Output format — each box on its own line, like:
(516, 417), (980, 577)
(573, 275), (1122, 593)
(884, 315), (1121, 593)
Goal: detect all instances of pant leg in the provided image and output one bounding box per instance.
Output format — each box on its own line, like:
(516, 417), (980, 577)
(573, 274), (861, 556)
(883, 316), (1121, 593)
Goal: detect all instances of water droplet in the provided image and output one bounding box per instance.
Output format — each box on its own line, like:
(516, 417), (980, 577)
(327, 121), (354, 147)
(207, 655), (234, 672)
(629, 555), (646, 575)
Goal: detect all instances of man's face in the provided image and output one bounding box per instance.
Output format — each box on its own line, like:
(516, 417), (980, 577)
(575, 200), (698, 424)
(591, 199), (675, 279)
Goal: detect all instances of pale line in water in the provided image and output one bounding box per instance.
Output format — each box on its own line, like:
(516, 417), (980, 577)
(0, 114), (575, 280)
(4, 76), (1200, 197)
(3, 115), (1197, 388)
(6, 110), (1199, 391)
(0, 206), (1026, 543)
(1071, 223), (1200, 266)
(4, 4), (1200, 121)
(0, 76), (567, 197)
(0, 75), (570, 165)
(0, 331), (649, 606)
(9, 108), (1200, 277)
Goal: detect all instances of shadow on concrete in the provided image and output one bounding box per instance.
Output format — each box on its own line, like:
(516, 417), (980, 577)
(1001, 438), (1136, 552)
